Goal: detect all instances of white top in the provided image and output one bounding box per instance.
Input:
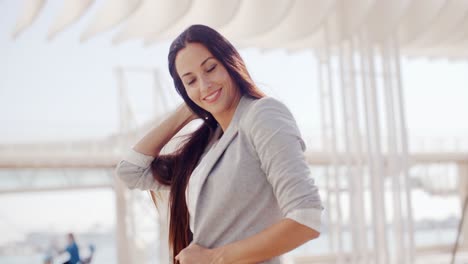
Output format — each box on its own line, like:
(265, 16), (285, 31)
(186, 139), (218, 232)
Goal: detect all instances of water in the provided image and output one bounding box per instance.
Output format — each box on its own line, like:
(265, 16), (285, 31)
(0, 255), (43, 264)
(1, 229), (457, 263)
(287, 228), (458, 257)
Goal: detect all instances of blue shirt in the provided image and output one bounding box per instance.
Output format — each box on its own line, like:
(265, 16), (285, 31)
(66, 242), (80, 264)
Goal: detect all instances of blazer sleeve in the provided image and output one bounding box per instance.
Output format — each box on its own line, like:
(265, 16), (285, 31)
(115, 149), (169, 191)
(245, 97), (323, 232)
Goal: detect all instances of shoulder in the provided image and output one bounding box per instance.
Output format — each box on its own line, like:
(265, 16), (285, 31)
(239, 96), (306, 151)
(240, 96), (296, 128)
(250, 96), (290, 113)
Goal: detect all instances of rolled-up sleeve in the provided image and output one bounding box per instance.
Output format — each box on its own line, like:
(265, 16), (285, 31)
(247, 97), (323, 232)
(115, 149), (169, 191)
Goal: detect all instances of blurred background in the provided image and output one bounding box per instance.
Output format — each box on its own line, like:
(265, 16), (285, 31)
(1, 0), (468, 263)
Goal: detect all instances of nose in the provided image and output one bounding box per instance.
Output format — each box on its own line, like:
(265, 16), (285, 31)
(199, 74), (212, 92)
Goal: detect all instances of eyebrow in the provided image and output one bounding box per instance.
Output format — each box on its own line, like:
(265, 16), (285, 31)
(181, 56), (215, 77)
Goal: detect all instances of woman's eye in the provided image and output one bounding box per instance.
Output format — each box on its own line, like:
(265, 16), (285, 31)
(187, 79), (196, 85)
(207, 64), (217, 72)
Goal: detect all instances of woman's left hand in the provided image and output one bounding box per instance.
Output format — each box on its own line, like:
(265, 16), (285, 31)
(175, 243), (223, 264)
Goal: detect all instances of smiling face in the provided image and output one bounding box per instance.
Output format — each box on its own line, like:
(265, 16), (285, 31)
(175, 42), (241, 130)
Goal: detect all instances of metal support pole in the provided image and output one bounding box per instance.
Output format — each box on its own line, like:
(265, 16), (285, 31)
(359, 31), (389, 264)
(451, 195), (468, 264)
(153, 69), (172, 116)
(115, 174), (131, 264)
(324, 19), (345, 262)
(392, 36), (415, 263)
(157, 192), (170, 263)
(457, 162), (468, 250)
(115, 67), (126, 151)
(368, 40), (390, 264)
(381, 39), (405, 264)
(338, 40), (358, 263)
(348, 36), (369, 263)
(317, 50), (335, 253)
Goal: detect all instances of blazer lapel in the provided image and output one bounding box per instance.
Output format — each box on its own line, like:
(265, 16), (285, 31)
(192, 95), (254, 228)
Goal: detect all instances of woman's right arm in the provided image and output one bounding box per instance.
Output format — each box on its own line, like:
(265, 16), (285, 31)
(115, 104), (197, 191)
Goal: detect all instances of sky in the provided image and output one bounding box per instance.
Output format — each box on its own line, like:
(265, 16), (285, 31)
(1, 0), (468, 247)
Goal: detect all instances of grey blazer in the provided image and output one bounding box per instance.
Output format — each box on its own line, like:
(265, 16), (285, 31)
(116, 96), (323, 264)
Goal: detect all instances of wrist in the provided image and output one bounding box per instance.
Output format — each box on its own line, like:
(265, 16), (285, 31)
(211, 246), (229, 264)
(212, 244), (240, 264)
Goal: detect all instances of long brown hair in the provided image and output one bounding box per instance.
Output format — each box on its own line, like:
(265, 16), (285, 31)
(151, 24), (264, 261)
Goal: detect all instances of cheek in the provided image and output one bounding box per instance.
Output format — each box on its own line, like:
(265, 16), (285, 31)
(214, 71), (234, 92)
(217, 70), (230, 83)
(185, 88), (200, 103)
(224, 75), (237, 93)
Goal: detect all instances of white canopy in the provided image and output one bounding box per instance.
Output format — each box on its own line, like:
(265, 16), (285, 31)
(11, 0), (468, 58)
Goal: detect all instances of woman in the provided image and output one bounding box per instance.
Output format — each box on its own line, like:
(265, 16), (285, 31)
(116, 24), (323, 264)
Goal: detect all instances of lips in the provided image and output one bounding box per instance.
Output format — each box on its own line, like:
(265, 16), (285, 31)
(203, 88), (222, 103)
